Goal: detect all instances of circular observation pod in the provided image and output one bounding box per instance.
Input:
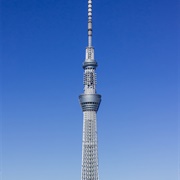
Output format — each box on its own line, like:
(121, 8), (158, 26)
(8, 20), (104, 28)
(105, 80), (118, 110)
(79, 94), (101, 111)
(83, 61), (98, 69)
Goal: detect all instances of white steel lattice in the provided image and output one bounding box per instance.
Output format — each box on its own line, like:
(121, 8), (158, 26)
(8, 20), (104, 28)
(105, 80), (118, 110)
(81, 111), (99, 180)
(84, 67), (96, 94)
(79, 0), (101, 180)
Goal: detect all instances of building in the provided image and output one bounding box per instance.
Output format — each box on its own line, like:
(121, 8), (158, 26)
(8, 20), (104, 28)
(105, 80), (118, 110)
(79, 0), (101, 180)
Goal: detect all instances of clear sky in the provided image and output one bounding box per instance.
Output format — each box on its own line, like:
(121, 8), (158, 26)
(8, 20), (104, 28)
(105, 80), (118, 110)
(2, 0), (178, 179)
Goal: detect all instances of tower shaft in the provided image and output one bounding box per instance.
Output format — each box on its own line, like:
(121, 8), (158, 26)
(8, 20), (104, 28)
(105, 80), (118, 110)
(81, 111), (99, 180)
(79, 1), (101, 180)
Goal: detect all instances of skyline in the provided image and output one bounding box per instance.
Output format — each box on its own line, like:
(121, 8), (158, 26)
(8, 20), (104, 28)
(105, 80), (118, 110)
(2, 0), (178, 180)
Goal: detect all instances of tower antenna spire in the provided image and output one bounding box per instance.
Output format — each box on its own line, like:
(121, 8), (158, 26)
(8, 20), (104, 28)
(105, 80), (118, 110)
(88, 0), (93, 47)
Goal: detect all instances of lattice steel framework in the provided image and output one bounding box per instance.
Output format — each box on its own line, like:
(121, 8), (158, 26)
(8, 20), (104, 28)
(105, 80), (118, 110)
(79, 1), (101, 180)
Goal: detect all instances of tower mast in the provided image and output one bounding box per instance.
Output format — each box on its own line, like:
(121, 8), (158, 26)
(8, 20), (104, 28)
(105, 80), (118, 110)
(79, 0), (101, 180)
(88, 0), (93, 47)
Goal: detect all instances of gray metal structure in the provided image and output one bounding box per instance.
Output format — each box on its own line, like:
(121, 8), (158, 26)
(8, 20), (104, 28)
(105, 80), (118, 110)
(79, 0), (101, 180)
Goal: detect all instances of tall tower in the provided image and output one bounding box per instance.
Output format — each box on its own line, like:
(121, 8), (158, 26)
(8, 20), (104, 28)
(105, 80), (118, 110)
(79, 0), (101, 180)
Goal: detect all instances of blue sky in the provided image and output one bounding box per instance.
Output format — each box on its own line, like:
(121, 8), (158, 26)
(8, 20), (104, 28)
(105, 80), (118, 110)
(2, 0), (178, 179)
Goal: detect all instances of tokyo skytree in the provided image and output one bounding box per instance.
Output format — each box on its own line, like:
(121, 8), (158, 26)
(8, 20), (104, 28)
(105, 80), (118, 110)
(79, 0), (101, 180)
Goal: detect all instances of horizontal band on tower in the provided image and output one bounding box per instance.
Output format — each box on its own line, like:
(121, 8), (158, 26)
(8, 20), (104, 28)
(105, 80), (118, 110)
(79, 94), (101, 111)
(83, 61), (98, 69)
